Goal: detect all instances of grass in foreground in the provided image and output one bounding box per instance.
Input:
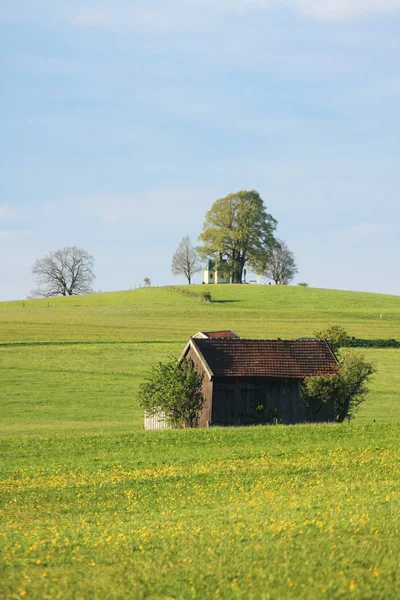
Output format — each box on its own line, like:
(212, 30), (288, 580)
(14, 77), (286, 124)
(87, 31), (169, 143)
(1, 424), (399, 599)
(1, 285), (400, 598)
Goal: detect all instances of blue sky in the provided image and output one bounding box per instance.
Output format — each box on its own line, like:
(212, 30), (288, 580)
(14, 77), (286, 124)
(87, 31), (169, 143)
(1, 0), (400, 299)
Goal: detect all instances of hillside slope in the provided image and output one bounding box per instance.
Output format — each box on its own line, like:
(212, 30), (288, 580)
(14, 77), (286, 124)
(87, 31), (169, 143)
(1, 285), (399, 433)
(1, 284), (400, 342)
(1, 286), (400, 599)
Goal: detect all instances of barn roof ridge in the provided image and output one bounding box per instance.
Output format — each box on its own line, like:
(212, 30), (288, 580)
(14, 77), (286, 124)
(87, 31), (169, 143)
(205, 336), (317, 340)
(192, 337), (323, 343)
(193, 329), (240, 339)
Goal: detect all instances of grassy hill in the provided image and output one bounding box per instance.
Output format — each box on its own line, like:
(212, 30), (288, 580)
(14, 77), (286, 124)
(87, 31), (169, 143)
(1, 285), (400, 598)
(2, 284), (400, 342)
(1, 285), (400, 433)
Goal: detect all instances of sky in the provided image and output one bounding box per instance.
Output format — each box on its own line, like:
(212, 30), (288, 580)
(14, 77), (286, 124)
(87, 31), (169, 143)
(1, 0), (400, 300)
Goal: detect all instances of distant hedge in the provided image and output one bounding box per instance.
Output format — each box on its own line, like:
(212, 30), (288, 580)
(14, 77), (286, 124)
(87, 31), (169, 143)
(165, 286), (212, 303)
(344, 337), (400, 349)
(315, 325), (400, 351)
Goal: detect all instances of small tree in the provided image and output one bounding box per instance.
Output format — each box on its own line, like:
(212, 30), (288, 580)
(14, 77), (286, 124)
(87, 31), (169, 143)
(139, 357), (204, 428)
(334, 352), (376, 422)
(31, 246), (95, 297)
(143, 277), (151, 287)
(314, 325), (349, 353)
(171, 236), (202, 284)
(262, 238), (298, 285)
(301, 352), (376, 422)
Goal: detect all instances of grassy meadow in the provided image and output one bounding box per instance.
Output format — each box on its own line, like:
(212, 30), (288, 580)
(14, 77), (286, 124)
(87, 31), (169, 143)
(1, 284), (400, 598)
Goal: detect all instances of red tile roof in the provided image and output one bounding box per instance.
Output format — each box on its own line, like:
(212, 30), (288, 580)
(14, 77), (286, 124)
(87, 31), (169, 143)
(195, 330), (240, 339)
(192, 338), (338, 379)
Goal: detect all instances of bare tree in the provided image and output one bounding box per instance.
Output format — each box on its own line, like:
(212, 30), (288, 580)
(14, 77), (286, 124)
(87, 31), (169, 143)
(31, 247), (95, 297)
(262, 238), (298, 285)
(171, 236), (202, 284)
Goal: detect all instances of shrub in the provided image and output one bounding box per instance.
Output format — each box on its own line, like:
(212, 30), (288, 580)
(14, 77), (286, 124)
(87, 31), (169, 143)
(201, 291), (212, 302)
(138, 357), (204, 428)
(297, 282), (309, 287)
(301, 374), (338, 416)
(314, 324), (349, 353)
(314, 324), (400, 350)
(301, 352), (376, 422)
(346, 337), (400, 349)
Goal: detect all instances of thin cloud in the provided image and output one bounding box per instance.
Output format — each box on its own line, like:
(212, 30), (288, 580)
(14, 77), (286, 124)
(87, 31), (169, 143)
(7, 0), (400, 32)
(239, 0), (400, 20)
(92, 196), (143, 224)
(294, 0), (400, 19)
(0, 229), (30, 242)
(5, 55), (83, 76)
(0, 204), (20, 223)
(70, 0), (400, 29)
(73, 8), (188, 33)
(73, 11), (112, 27)
(82, 189), (217, 231)
(348, 222), (392, 237)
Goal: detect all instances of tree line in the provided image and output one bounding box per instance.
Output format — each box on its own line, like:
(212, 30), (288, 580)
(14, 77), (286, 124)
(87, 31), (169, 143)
(171, 189), (298, 285)
(30, 189), (297, 296)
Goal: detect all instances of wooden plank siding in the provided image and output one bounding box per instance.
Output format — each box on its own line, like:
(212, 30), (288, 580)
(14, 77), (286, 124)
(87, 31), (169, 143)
(144, 411), (172, 430)
(211, 377), (334, 426)
(186, 347), (213, 427)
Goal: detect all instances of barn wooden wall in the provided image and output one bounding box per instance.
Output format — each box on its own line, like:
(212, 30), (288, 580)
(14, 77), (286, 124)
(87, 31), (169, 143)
(186, 347), (213, 427)
(211, 377), (334, 425)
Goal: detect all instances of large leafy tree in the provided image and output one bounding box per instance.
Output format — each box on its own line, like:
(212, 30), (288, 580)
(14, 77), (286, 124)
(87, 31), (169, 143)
(197, 190), (277, 283)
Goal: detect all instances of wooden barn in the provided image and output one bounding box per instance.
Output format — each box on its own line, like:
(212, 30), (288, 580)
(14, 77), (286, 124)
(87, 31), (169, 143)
(180, 335), (339, 426)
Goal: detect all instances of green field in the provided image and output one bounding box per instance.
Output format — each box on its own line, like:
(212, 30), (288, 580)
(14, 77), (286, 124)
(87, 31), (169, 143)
(1, 285), (400, 598)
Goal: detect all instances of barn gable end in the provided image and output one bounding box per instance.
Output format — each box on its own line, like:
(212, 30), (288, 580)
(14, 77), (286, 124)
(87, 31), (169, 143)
(184, 345), (214, 427)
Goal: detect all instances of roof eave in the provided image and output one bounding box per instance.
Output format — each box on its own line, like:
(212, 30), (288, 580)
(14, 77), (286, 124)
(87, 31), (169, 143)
(179, 338), (214, 381)
(322, 338), (341, 366)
